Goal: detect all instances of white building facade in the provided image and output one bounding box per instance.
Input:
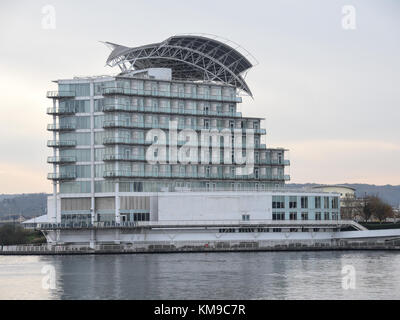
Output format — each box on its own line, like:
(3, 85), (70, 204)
(46, 35), (291, 226)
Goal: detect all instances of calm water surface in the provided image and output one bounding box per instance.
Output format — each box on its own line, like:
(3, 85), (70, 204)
(1, 251), (400, 299)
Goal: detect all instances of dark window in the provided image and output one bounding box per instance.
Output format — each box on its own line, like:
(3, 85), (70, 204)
(315, 197), (321, 209)
(272, 196), (285, 209)
(289, 196), (297, 208)
(272, 213), (285, 220)
(301, 197), (308, 209)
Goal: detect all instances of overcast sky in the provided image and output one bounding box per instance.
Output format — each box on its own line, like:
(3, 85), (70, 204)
(0, 0), (399, 193)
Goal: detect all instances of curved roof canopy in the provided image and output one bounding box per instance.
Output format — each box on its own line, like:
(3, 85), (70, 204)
(104, 35), (255, 96)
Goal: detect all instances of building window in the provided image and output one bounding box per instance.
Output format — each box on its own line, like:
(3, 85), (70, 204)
(301, 212), (308, 220)
(272, 196), (285, 209)
(324, 196), (329, 209)
(242, 214), (250, 221)
(331, 197), (339, 209)
(324, 212), (330, 220)
(301, 196), (308, 209)
(272, 212), (285, 220)
(315, 196), (321, 209)
(315, 212), (321, 220)
(133, 212), (150, 222)
(289, 212), (297, 220)
(289, 196), (297, 208)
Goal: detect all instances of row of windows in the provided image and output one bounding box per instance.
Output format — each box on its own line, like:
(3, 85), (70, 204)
(102, 97), (237, 112)
(60, 79), (236, 98)
(111, 79), (235, 96)
(218, 228), (332, 233)
(272, 212), (339, 221)
(59, 84), (90, 97)
(273, 196), (339, 209)
(60, 180), (286, 194)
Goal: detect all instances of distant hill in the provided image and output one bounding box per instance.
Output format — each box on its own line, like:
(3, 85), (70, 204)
(0, 193), (48, 219)
(287, 183), (400, 207)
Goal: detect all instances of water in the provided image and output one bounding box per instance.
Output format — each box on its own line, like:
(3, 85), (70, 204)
(0, 251), (400, 299)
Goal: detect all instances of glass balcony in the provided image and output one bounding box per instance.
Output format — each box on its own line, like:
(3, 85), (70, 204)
(101, 87), (242, 103)
(46, 91), (76, 99)
(103, 170), (287, 181)
(47, 172), (76, 180)
(103, 120), (260, 133)
(102, 154), (146, 161)
(103, 104), (243, 118)
(47, 107), (75, 115)
(259, 159), (291, 165)
(47, 123), (76, 131)
(47, 156), (77, 164)
(103, 137), (139, 145)
(47, 140), (77, 148)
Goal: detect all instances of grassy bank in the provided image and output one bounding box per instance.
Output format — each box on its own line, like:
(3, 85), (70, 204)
(0, 224), (46, 245)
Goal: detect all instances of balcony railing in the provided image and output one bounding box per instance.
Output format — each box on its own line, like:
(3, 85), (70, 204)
(46, 107), (75, 115)
(47, 123), (76, 131)
(46, 91), (76, 99)
(47, 172), (76, 180)
(47, 156), (77, 164)
(102, 104), (243, 118)
(102, 137), (268, 150)
(103, 120), (266, 134)
(257, 159), (290, 166)
(103, 137), (141, 145)
(47, 140), (77, 148)
(101, 87), (242, 103)
(103, 170), (289, 181)
(102, 154), (146, 161)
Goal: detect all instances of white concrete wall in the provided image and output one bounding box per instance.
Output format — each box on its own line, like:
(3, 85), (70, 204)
(150, 196), (159, 221)
(157, 192), (273, 221)
(47, 195), (61, 223)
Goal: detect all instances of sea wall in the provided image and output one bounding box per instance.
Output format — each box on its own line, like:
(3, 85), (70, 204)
(1, 238), (400, 255)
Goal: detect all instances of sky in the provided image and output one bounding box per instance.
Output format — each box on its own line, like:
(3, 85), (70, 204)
(0, 0), (399, 193)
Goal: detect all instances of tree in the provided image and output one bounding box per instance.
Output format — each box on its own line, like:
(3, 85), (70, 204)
(341, 196), (363, 220)
(362, 196), (393, 223)
(362, 198), (373, 222)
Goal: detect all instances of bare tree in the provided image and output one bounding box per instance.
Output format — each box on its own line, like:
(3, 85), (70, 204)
(341, 196), (363, 220)
(362, 196), (393, 223)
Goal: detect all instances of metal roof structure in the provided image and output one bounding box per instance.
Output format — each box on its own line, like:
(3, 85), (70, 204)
(104, 34), (256, 96)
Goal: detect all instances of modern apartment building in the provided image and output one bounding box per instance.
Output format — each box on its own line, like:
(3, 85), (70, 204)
(46, 35), (290, 225)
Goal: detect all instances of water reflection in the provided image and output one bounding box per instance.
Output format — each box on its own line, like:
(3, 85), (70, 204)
(1, 251), (400, 299)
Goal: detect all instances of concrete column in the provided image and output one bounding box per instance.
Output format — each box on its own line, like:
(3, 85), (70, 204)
(90, 82), (95, 225)
(52, 99), (57, 223)
(89, 229), (96, 249)
(114, 228), (120, 244)
(115, 108), (120, 224)
(115, 182), (120, 224)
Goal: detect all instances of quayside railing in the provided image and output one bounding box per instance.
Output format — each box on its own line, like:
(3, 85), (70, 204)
(36, 219), (358, 230)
